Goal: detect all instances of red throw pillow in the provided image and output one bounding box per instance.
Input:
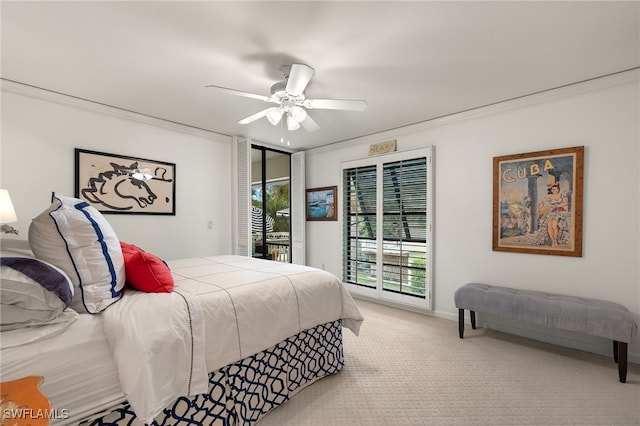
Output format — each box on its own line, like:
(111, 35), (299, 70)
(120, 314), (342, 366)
(120, 242), (174, 293)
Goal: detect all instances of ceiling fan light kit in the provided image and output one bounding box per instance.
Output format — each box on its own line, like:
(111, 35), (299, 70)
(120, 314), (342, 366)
(266, 108), (284, 125)
(206, 63), (367, 135)
(286, 114), (300, 131)
(289, 105), (307, 123)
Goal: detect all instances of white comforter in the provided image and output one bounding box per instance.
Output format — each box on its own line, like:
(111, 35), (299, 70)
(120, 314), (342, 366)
(103, 255), (364, 424)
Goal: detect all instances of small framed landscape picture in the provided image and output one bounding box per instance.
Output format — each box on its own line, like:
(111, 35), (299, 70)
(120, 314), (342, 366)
(306, 186), (338, 221)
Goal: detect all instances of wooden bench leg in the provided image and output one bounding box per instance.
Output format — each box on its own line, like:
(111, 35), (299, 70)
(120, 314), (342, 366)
(458, 309), (477, 339)
(616, 341), (628, 383)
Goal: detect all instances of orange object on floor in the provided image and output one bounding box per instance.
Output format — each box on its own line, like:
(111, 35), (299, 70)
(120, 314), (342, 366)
(0, 376), (51, 426)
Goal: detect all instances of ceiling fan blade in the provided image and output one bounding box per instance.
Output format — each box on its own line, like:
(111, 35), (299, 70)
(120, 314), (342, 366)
(205, 84), (272, 102)
(237, 107), (277, 125)
(285, 64), (314, 96)
(303, 98), (368, 111)
(300, 114), (320, 132)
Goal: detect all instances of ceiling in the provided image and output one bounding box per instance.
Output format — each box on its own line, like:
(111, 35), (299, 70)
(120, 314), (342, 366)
(2, 1), (638, 150)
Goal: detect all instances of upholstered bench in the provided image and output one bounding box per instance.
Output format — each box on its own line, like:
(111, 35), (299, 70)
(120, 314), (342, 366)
(454, 283), (638, 383)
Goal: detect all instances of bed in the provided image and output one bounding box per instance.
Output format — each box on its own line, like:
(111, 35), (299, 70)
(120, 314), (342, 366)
(0, 194), (363, 425)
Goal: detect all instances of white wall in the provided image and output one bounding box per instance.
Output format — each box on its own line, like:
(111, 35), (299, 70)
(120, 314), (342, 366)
(0, 82), (233, 260)
(2, 72), (638, 362)
(305, 70), (640, 361)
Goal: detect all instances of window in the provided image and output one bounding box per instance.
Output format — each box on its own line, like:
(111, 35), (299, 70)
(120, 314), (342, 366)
(342, 148), (432, 309)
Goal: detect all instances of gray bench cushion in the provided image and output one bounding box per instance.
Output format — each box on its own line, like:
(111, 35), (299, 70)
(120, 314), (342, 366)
(454, 283), (637, 343)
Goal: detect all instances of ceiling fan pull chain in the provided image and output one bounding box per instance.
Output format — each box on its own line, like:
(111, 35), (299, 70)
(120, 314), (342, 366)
(280, 116), (285, 144)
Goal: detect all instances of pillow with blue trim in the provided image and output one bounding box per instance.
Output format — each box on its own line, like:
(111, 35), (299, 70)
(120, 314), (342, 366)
(28, 193), (125, 313)
(1, 254), (75, 330)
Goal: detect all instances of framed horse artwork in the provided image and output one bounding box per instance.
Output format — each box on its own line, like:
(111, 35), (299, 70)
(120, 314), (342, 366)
(75, 149), (176, 215)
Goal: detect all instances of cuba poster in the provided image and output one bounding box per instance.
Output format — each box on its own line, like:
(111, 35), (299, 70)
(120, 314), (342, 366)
(493, 146), (584, 257)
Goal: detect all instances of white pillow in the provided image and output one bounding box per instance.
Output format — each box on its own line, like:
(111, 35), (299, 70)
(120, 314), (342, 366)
(1, 253), (75, 330)
(28, 193), (125, 313)
(1, 310), (79, 348)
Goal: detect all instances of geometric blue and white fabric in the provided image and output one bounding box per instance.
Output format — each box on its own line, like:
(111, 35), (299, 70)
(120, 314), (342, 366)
(82, 320), (344, 426)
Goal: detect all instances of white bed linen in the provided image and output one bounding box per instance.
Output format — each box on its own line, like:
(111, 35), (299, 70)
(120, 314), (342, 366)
(0, 313), (126, 425)
(102, 255), (364, 425)
(102, 287), (208, 424)
(2, 254), (363, 426)
(167, 255), (363, 370)
(1, 309), (79, 348)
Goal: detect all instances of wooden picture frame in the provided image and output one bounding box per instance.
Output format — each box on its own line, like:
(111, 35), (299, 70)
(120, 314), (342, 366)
(493, 146), (584, 257)
(306, 186), (337, 221)
(75, 148), (176, 215)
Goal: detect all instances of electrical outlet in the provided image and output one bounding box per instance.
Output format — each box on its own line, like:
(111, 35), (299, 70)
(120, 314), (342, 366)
(207, 220), (213, 229)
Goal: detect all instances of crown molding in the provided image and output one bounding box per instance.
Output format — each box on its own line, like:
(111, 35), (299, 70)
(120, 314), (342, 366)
(3, 68), (637, 151)
(307, 68), (640, 155)
(1, 79), (231, 143)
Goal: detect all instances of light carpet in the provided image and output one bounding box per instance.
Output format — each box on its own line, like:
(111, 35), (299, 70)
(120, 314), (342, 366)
(258, 298), (639, 425)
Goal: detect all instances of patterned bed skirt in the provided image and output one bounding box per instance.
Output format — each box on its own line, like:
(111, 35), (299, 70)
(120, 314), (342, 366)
(82, 320), (344, 425)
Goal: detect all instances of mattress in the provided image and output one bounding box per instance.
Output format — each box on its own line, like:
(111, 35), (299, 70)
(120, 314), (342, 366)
(0, 313), (126, 425)
(1, 254), (364, 424)
(102, 255), (363, 422)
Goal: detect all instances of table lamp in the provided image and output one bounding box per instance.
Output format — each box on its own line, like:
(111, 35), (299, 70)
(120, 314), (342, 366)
(0, 189), (19, 235)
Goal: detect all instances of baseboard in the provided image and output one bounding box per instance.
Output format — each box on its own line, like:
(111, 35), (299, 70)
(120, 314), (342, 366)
(351, 294), (434, 316)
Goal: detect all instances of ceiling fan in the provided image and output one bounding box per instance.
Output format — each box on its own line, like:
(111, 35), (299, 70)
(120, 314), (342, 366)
(206, 64), (367, 132)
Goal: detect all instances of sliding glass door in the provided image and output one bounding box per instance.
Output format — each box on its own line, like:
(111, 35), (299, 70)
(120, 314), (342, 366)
(251, 146), (291, 262)
(341, 148), (433, 309)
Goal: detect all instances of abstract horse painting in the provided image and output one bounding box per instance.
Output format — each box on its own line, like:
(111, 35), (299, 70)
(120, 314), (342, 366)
(75, 149), (176, 215)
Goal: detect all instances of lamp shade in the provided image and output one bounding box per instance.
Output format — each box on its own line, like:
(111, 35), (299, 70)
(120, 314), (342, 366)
(0, 189), (18, 223)
(286, 113), (300, 131)
(266, 108), (284, 126)
(290, 106), (307, 123)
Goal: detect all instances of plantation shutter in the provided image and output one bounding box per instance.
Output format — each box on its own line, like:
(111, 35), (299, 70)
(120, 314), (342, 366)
(291, 151), (305, 265)
(343, 164), (377, 287)
(234, 137), (251, 256)
(381, 157), (428, 297)
(341, 148), (432, 309)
